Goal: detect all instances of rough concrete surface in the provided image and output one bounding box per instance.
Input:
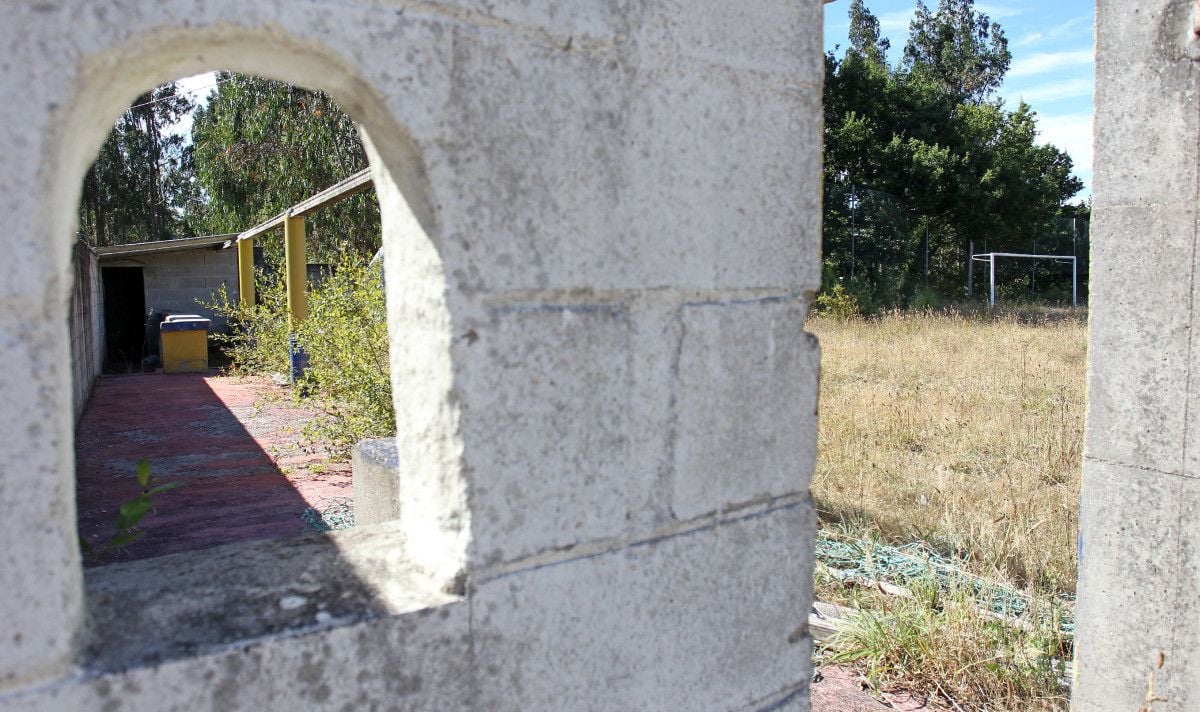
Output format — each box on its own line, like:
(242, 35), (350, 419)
(1073, 0), (1200, 709)
(0, 0), (824, 707)
(471, 502), (814, 711)
(351, 437), (401, 527)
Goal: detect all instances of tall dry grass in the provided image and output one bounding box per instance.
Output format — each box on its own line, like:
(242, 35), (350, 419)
(808, 308), (1087, 595)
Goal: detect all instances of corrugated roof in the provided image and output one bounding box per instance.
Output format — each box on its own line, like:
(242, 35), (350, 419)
(96, 234), (238, 259)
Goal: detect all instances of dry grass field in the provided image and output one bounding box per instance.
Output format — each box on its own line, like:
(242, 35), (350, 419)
(809, 308), (1087, 594)
(807, 308), (1087, 711)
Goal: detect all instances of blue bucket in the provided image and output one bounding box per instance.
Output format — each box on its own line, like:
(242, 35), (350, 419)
(288, 335), (309, 385)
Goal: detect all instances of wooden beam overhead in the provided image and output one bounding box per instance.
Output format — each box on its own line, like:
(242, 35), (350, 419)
(236, 168), (374, 243)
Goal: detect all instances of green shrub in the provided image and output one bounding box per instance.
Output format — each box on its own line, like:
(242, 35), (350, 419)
(910, 284), (941, 310)
(206, 251), (395, 457)
(296, 253), (394, 454)
(816, 282), (862, 319)
(206, 270), (290, 375)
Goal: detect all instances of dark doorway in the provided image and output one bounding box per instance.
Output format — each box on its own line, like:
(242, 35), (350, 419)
(102, 266), (145, 372)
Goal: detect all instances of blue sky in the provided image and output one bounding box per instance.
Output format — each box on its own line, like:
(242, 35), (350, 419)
(824, 0), (1095, 199)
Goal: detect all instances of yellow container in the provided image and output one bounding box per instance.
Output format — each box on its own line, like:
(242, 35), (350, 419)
(159, 315), (211, 373)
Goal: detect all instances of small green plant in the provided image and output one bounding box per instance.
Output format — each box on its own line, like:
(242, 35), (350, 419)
(816, 282), (861, 319)
(81, 460), (182, 563)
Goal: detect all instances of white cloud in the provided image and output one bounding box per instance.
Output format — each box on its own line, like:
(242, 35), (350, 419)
(976, 3), (1026, 20)
(174, 72), (218, 97)
(1016, 16), (1088, 46)
(879, 10), (915, 32)
(1008, 49), (1094, 78)
(165, 72), (218, 140)
(1037, 112), (1093, 176)
(1012, 77), (1093, 103)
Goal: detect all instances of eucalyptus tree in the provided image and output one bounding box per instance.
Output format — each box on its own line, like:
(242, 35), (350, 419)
(903, 0), (1012, 105)
(189, 73), (380, 262)
(77, 84), (195, 246)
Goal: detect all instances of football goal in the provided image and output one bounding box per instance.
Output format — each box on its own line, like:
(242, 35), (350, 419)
(971, 252), (1078, 307)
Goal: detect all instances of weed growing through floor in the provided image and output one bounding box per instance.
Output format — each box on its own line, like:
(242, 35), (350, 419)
(80, 459), (181, 564)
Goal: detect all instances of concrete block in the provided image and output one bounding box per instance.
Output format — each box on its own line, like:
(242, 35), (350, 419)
(1, 596), (473, 712)
(425, 0), (621, 43)
(672, 297), (818, 520)
(352, 437), (401, 527)
(1073, 459), (1186, 711)
(471, 502), (815, 711)
(459, 302), (664, 566)
(1160, 474), (1200, 710)
(1085, 205), (1193, 474)
(630, 0), (825, 81)
(0, 310), (81, 688)
(1094, 0), (1197, 208)
(432, 30), (642, 293)
(621, 67), (823, 291)
(432, 26), (821, 293)
(1184, 258), (1200, 475)
(79, 521), (452, 670)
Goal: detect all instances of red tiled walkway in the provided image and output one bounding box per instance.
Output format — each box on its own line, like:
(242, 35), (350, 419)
(76, 373), (352, 565)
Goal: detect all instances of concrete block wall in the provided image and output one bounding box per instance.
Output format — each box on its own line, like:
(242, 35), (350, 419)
(0, 1), (824, 709)
(69, 241), (103, 422)
(1074, 0), (1200, 708)
(132, 247), (238, 330)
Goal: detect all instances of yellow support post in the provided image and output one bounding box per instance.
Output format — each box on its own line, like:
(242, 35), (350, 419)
(237, 238), (255, 308)
(284, 216), (308, 325)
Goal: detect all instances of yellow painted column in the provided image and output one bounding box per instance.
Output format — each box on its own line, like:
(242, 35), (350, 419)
(237, 238), (255, 308)
(284, 216), (308, 325)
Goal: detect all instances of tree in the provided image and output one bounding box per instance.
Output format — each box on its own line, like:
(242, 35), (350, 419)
(848, 0), (891, 67)
(77, 84), (195, 246)
(189, 73), (380, 262)
(903, 0), (1011, 104)
(822, 0), (1082, 307)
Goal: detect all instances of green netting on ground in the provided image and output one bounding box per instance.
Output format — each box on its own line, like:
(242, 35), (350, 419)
(300, 496), (356, 533)
(816, 530), (1075, 636)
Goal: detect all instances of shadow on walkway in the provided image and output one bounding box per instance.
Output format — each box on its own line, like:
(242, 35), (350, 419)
(75, 373), (352, 566)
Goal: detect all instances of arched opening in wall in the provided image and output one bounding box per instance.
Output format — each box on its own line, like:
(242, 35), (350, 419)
(60, 53), (468, 597)
(71, 72), (395, 566)
(52, 41), (466, 671)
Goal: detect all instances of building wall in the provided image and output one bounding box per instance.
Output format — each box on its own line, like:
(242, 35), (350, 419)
(0, 1), (824, 709)
(69, 241), (103, 423)
(112, 246), (239, 331)
(1073, 0), (1200, 709)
